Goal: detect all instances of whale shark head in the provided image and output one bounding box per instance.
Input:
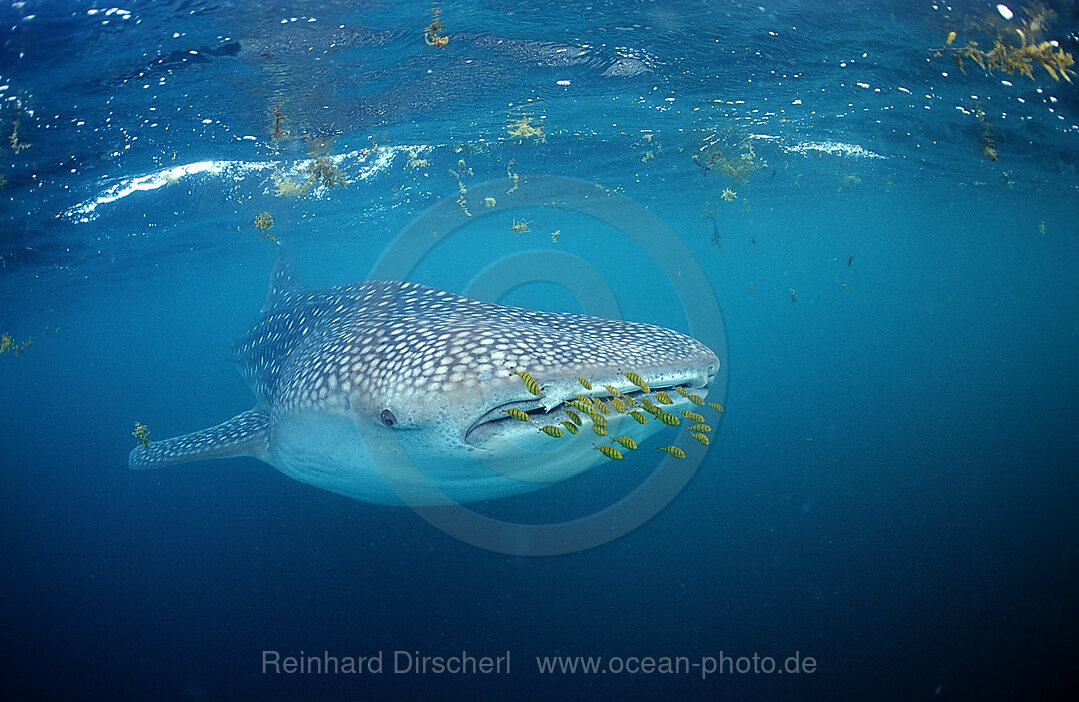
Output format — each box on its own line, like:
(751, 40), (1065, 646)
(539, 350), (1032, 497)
(130, 250), (721, 505)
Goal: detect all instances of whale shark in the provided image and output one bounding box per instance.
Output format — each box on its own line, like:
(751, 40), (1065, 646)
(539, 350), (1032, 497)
(130, 250), (720, 505)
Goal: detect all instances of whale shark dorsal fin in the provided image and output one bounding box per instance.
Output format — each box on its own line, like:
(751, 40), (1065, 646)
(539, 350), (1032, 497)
(128, 409), (269, 470)
(262, 248), (302, 312)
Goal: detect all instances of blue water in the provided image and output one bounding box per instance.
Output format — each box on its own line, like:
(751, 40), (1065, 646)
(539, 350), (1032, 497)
(2, 0), (1078, 699)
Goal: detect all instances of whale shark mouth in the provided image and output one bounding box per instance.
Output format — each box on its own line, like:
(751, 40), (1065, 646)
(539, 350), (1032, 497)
(462, 375), (714, 447)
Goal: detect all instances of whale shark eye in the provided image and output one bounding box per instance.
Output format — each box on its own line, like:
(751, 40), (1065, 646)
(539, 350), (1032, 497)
(380, 409), (396, 427)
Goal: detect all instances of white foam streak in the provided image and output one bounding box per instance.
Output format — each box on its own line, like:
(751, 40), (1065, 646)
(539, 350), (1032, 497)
(748, 134), (885, 159)
(783, 141), (885, 159)
(62, 145), (425, 221)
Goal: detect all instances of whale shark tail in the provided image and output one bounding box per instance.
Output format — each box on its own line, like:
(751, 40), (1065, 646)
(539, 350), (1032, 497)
(128, 408), (270, 469)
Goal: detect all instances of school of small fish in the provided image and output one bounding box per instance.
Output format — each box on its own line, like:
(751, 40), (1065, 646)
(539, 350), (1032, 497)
(503, 368), (726, 461)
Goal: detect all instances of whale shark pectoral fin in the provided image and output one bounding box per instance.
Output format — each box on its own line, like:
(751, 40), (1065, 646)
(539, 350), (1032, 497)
(262, 248), (302, 313)
(128, 408), (270, 470)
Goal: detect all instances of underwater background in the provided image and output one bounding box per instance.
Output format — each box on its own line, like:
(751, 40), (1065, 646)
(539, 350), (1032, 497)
(1, 0), (1077, 699)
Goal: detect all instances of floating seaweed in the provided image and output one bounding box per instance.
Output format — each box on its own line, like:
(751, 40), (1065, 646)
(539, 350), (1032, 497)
(0, 330), (31, 356)
(449, 159), (472, 216)
(310, 154), (348, 189)
(698, 205), (724, 248)
(132, 422), (152, 449)
(506, 159), (520, 193)
(270, 105), (289, 142)
(507, 115), (545, 143)
(9, 119), (29, 153)
(267, 119), (347, 196)
(424, 8), (449, 48)
(932, 5), (1075, 83)
(254, 211), (273, 231)
(692, 136), (763, 184)
(273, 153), (347, 197)
(973, 101), (999, 161)
(253, 211), (277, 242)
(406, 149), (428, 169)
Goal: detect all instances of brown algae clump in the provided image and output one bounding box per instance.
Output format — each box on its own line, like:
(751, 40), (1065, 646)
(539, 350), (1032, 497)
(507, 115), (545, 143)
(933, 5), (1075, 82)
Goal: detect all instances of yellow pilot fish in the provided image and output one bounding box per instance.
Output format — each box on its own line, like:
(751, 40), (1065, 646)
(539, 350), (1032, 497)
(596, 445), (623, 460)
(657, 445), (686, 459)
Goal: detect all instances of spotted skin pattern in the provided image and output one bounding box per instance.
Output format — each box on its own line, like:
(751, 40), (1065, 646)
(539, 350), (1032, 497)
(231, 280), (709, 415)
